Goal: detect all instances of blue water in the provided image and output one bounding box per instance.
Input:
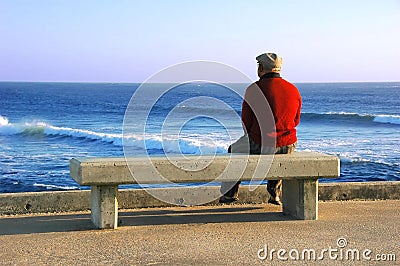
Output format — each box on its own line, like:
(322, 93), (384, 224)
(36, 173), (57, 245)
(0, 82), (399, 193)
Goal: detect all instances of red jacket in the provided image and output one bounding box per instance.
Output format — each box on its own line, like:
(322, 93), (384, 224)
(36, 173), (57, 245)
(242, 73), (301, 147)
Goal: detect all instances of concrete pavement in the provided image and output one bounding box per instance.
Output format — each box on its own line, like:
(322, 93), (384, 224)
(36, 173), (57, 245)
(0, 200), (399, 265)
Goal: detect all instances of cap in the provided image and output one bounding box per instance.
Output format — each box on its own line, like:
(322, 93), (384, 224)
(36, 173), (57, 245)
(256, 53), (283, 73)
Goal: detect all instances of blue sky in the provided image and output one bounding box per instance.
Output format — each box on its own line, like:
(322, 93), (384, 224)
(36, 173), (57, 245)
(1, 0), (399, 83)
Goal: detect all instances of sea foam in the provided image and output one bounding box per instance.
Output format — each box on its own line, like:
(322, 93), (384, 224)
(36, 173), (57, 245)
(0, 115), (8, 126)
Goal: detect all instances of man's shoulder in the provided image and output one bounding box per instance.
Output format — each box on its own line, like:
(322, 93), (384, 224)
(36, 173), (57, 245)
(254, 78), (298, 91)
(279, 78), (299, 91)
(246, 82), (260, 90)
(278, 77), (296, 86)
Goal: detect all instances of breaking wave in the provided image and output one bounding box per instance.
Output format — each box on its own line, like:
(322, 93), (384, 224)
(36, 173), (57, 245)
(0, 115), (230, 154)
(302, 112), (400, 125)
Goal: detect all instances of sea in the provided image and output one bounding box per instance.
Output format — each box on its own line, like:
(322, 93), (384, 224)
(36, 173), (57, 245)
(0, 82), (399, 193)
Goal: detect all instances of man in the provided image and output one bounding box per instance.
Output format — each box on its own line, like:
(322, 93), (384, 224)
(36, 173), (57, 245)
(220, 52), (302, 205)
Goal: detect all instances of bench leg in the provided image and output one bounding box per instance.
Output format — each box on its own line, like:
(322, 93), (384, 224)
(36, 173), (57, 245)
(91, 185), (118, 229)
(282, 179), (318, 220)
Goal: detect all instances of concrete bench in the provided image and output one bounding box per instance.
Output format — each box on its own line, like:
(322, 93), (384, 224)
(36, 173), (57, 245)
(70, 152), (339, 229)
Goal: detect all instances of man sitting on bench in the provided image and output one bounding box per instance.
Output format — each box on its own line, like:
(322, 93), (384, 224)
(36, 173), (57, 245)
(220, 52), (302, 205)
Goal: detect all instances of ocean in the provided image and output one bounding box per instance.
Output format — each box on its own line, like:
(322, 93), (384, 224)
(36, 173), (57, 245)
(0, 82), (399, 193)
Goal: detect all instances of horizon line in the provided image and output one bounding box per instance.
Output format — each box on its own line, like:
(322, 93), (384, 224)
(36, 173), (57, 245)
(1, 80), (400, 84)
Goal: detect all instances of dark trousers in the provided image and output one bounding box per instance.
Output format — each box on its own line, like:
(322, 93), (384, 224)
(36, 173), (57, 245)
(220, 139), (297, 199)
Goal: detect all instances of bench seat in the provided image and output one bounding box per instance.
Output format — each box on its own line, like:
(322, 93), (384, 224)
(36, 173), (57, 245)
(70, 152), (340, 229)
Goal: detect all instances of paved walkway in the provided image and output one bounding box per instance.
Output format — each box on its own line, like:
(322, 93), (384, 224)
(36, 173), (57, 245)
(0, 200), (398, 265)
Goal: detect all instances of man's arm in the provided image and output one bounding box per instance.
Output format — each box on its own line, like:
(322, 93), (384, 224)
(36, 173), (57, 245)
(241, 88), (254, 134)
(294, 96), (302, 127)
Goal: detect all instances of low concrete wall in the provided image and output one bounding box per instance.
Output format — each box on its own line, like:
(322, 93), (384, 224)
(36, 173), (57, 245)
(0, 181), (399, 215)
(0, 190), (91, 215)
(318, 181), (400, 201)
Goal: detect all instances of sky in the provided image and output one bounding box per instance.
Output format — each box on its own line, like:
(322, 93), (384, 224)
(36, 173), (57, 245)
(0, 0), (399, 83)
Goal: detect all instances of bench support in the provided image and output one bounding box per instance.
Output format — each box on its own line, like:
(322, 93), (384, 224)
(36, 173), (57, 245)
(282, 179), (318, 220)
(89, 179), (319, 228)
(91, 185), (118, 229)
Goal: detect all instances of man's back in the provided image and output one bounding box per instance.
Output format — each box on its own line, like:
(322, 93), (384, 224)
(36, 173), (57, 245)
(256, 76), (301, 147)
(242, 73), (301, 148)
